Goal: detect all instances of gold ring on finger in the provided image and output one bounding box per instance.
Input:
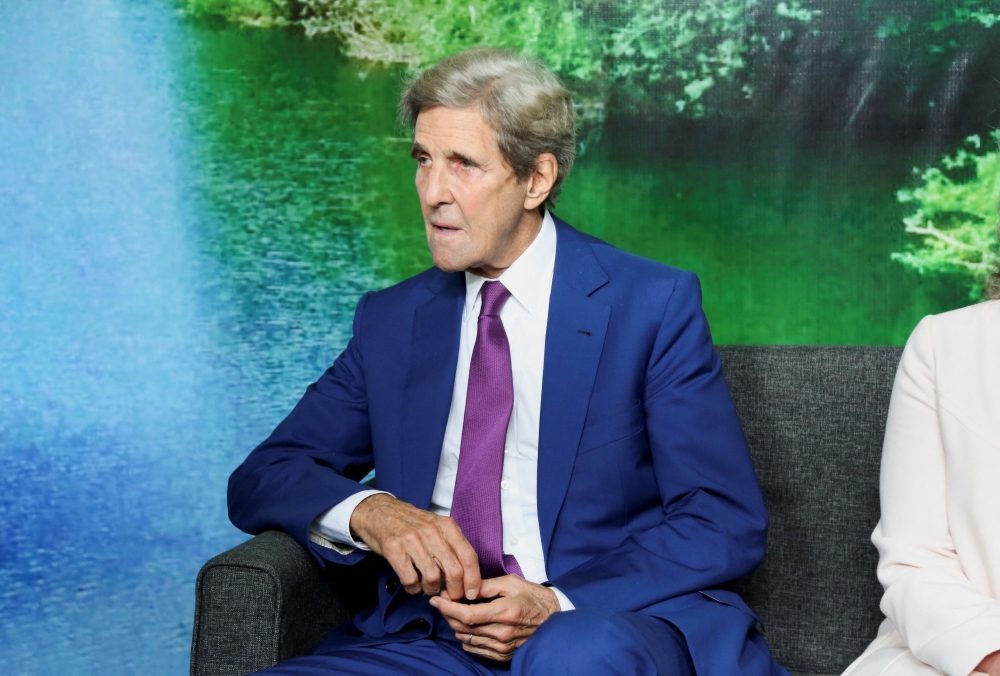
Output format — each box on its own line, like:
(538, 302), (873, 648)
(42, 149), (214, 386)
(467, 633), (476, 646)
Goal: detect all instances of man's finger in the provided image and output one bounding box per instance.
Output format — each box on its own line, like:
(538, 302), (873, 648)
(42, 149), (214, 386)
(455, 632), (524, 656)
(403, 532), (444, 595)
(458, 633), (520, 661)
(379, 541), (410, 582)
(442, 615), (531, 645)
(432, 594), (510, 627)
(430, 594), (482, 626)
(431, 553), (463, 600)
(476, 574), (521, 600)
(421, 522), (469, 600)
(440, 518), (481, 599)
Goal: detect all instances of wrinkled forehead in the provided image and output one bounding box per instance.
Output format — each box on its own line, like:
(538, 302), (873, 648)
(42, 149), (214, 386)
(412, 105), (501, 158)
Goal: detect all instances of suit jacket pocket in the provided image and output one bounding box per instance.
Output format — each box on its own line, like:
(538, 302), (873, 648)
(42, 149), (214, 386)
(578, 401), (644, 454)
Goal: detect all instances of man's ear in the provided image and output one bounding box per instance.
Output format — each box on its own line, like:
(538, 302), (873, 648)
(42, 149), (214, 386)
(523, 153), (558, 211)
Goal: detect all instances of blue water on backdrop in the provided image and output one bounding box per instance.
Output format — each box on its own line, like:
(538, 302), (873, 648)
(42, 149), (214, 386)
(0, 1), (381, 672)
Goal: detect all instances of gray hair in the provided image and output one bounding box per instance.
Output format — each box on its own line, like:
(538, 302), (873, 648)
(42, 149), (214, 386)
(399, 48), (576, 208)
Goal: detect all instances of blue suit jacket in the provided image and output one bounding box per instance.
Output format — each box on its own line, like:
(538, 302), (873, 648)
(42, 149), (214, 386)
(229, 218), (786, 675)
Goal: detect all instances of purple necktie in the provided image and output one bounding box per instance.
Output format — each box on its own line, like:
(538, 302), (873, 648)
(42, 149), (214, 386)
(451, 281), (523, 579)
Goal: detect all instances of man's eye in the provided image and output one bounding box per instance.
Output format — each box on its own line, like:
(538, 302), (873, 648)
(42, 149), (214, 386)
(417, 156), (430, 166)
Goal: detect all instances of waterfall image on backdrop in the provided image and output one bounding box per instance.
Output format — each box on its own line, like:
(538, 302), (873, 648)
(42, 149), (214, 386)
(1, 0), (999, 673)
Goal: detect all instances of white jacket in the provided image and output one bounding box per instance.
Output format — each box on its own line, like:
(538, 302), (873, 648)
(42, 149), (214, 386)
(843, 300), (1000, 676)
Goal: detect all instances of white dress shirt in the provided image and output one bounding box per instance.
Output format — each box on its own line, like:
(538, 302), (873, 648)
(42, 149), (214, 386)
(310, 210), (574, 610)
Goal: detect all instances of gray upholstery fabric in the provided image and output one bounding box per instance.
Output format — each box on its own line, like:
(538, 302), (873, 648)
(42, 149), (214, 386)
(719, 345), (902, 676)
(190, 530), (375, 676)
(191, 346), (902, 676)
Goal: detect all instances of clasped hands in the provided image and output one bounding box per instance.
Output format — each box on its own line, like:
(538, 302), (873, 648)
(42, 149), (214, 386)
(350, 493), (561, 661)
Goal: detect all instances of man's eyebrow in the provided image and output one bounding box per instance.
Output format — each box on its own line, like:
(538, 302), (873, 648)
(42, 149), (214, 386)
(409, 142), (426, 159)
(450, 151), (481, 168)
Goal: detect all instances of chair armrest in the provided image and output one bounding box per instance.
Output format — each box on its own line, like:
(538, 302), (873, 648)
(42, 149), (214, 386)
(190, 530), (374, 676)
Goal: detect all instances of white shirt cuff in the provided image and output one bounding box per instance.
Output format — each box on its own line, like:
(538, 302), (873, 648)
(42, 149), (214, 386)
(549, 586), (575, 612)
(308, 489), (390, 554)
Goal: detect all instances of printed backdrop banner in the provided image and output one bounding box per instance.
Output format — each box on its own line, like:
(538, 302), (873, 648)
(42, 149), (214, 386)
(1, 0), (998, 674)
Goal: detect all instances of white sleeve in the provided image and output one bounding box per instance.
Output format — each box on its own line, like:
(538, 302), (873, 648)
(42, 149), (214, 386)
(308, 490), (390, 554)
(873, 316), (1000, 676)
(548, 586), (576, 612)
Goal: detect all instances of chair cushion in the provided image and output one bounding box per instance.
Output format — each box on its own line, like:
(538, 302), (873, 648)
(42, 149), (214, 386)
(718, 345), (901, 675)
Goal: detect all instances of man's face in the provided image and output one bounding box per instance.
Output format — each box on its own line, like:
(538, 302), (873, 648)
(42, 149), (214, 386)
(412, 106), (536, 277)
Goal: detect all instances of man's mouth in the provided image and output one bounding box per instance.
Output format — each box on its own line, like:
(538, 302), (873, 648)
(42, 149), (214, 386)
(432, 221), (462, 233)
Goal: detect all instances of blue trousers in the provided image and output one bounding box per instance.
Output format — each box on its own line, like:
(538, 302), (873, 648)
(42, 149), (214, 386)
(253, 609), (696, 676)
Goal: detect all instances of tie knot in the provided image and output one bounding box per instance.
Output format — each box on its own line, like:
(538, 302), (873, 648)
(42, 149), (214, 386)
(479, 281), (511, 317)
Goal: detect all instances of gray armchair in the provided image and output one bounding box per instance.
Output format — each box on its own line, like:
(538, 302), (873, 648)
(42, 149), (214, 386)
(191, 345), (902, 676)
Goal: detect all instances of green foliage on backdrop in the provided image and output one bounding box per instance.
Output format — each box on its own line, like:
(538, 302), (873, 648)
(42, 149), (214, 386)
(180, 0), (822, 121)
(872, 0), (1000, 39)
(894, 131), (1000, 299)
(179, 0), (1000, 299)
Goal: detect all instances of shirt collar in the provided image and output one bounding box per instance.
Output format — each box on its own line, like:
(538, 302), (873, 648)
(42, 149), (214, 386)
(464, 209), (557, 319)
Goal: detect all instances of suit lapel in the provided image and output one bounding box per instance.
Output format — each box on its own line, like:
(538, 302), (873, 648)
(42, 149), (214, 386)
(399, 270), (465, 510)
(537, 219), (611, 560)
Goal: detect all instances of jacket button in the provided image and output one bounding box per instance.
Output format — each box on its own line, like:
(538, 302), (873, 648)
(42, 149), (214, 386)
(385, 578), (399, 594)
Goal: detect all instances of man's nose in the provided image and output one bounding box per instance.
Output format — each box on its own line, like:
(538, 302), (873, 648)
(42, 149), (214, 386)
(420, 164), (454, 206)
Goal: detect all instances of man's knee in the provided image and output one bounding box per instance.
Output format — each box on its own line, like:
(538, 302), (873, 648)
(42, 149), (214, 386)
(513, 610), (690, 676)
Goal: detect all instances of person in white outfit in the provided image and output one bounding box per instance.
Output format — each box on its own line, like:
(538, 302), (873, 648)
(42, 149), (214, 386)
(843, 225), (1000, 676)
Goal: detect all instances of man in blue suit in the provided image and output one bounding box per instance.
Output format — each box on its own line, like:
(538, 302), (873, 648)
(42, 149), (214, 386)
(228, 48), (788, 676)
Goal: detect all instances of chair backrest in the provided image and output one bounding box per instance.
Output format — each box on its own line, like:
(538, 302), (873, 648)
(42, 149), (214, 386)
(717, 345), (902, 676)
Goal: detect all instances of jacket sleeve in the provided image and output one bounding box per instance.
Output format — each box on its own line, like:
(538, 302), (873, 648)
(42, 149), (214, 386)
(872, 315), (1000, 676)
(227, 292), (375, 566)
(548, 273), (769, 612)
